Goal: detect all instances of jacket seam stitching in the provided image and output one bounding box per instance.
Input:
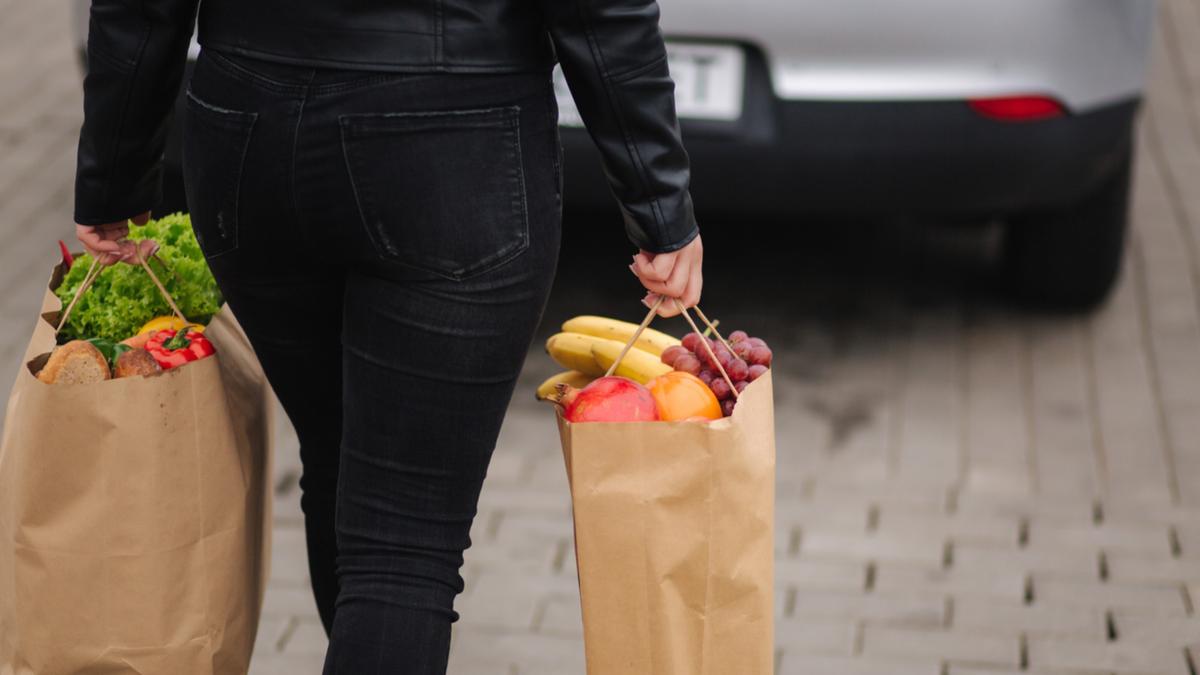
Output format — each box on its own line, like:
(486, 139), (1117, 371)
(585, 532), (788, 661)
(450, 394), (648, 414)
(608, 54), (667, 85)
(574, 0), (669, 246)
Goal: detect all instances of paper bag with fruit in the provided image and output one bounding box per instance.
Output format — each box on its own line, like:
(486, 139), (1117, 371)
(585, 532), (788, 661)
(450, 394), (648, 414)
(0, 217), (272, 675)
(543, 299), (775, 675)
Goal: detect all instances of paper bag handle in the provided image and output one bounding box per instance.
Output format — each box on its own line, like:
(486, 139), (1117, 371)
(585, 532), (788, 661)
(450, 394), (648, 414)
(603, 297), (740, 400)
(56, 247), (190, 335)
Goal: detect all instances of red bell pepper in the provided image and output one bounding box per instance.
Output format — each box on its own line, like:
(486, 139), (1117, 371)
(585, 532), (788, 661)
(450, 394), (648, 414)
(145, 328), (216, 370)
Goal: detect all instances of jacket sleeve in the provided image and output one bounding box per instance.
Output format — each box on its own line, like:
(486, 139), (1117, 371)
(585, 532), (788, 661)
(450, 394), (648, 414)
(538, 0), (699, 253)
(75, 0), (199, 225)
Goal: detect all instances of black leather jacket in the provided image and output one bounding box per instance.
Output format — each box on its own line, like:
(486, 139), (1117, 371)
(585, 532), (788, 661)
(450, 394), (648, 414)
(75, 0), (698, 253)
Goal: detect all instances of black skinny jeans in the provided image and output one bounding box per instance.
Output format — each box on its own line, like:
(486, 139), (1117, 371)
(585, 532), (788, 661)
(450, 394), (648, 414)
(182, 49), (562, 673)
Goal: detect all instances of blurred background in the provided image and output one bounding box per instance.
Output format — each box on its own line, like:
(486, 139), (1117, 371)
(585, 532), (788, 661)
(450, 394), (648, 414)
(4, 0), (1199, 673)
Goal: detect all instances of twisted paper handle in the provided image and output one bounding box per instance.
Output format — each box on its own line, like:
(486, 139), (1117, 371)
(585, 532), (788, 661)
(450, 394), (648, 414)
(55, 247), (189, 335)
(603, 297), (740, 400)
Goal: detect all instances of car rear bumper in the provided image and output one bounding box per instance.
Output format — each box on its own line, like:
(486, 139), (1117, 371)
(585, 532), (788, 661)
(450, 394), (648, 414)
(658, 0), (1156, 112)
(561, 76), (1138, 221)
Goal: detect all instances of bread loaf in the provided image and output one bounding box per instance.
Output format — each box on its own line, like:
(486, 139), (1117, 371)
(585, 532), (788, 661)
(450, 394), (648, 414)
(36, 340), (110, 385)
(114, 348), (162, 379)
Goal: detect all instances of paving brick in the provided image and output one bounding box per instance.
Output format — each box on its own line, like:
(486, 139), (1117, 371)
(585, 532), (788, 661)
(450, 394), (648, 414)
(1028, 520), (1174, 556)
(1110, 610), (1200, 647)
(1027, 636), (1191, 674)
(951, 597), (1106, 640)
(775, 616), (857, 656)
(1103, 503), (1200, 526)
(776, 557), (867, 592)
(799, 527), (946, 567)
(861, 625), (1020, 668)
(775, 495), (874, 530)
(1032, 578), (1189, 615)
(1105, 551), (1200, 585)
(953, 542), (1100, 579)
(953, 493), (1096, 526)
(875, 562), (1027, 601)
(791, 589), (946, 627)
(777, 653), (941, 675)
(877, 510), (1020, 547)
(808, 481), (952, 512)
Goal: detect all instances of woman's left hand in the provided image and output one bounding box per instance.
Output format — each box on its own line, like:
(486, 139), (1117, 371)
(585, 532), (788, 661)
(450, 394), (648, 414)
(629, 234), (703, 318)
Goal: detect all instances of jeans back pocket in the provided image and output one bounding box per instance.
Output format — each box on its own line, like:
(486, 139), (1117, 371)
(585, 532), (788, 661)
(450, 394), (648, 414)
(182, 90), (257, 259)
(339, 106), (530, 280)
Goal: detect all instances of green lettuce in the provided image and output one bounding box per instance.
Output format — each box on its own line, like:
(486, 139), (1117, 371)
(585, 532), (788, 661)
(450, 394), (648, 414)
(54, 213), (223, 342)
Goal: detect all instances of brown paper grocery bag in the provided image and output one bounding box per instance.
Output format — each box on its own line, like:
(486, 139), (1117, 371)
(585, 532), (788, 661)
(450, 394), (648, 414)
(557, 304), (775, 675)
(0, 261), (273, 675)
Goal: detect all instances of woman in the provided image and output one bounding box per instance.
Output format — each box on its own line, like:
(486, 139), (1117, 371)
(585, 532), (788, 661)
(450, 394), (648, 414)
(73, 0), (702, 671)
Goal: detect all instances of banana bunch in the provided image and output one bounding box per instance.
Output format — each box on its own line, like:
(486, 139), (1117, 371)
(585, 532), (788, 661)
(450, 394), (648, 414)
(561, 315), (681, 356)
(538, 316), (679, 397)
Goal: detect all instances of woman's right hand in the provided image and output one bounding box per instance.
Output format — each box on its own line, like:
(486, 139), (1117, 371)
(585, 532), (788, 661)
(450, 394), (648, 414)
(630, 234), (703, 318)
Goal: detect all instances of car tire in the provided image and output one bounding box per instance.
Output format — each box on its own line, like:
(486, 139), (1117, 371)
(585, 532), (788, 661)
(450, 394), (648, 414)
(1002, 150), (1132, 311)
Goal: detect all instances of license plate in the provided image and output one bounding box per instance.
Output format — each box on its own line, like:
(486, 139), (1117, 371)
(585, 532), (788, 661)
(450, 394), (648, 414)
(554, 42), (745, 128)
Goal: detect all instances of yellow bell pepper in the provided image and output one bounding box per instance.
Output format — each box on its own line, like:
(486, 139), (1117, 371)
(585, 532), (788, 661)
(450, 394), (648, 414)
(137, 315), (205, 336)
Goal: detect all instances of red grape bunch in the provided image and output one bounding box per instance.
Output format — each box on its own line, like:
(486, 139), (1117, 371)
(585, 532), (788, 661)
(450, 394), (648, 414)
(659, 330), (772, 417)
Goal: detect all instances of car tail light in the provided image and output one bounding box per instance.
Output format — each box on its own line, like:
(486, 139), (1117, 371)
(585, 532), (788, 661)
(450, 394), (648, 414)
(968, 95), (1067, 121)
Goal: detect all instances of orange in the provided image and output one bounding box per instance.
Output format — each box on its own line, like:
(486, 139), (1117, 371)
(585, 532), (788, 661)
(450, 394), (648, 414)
(647, 371), (722, 421)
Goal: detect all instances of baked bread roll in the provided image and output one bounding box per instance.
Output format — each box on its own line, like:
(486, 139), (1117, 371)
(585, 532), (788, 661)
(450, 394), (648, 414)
(36, 340), (110, 385)
(114, 348), (162, 378)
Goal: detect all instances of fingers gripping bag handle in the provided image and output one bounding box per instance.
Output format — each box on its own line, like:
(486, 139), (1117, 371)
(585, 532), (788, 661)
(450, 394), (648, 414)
(603, 296), (740, 398)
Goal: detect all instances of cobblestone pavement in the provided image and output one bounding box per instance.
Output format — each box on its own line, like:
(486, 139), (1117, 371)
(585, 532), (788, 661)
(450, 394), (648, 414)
(4, 2), (1200, 674)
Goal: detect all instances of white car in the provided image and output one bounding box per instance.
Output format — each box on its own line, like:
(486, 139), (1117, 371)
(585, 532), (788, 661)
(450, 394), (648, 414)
(558, 0), (1158, 308)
